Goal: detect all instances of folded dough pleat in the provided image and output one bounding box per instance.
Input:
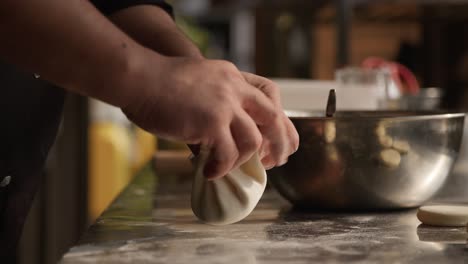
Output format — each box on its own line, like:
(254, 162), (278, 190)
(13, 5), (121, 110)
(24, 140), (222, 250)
(191, 151), (267, 225)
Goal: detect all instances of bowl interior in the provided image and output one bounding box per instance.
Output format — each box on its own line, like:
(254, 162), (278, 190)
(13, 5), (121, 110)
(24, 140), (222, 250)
(270, 110), (465, 210)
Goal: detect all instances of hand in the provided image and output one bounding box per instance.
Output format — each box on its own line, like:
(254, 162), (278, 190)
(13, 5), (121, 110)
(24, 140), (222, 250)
(241, 72), (299, 169)
(122, 54), (290, 179)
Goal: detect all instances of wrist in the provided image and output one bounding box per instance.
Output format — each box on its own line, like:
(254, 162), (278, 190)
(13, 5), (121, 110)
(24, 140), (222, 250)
(114, 46), (168, 109)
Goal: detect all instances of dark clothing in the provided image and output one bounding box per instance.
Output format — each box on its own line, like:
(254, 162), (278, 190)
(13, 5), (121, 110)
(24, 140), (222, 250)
(91, 0), (173, 16)
(0, 66), (65, 262)
(0, 1), (172, 262)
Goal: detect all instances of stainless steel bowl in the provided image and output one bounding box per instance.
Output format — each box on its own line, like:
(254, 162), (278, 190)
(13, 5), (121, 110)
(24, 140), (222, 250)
(269, 111), (465, 210)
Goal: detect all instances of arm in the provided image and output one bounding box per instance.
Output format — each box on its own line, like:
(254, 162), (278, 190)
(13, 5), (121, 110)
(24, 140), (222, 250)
(0, 0), (148, 108)
(107, 4), (299, 168)
(108, 4), (203, 58)
(0, 0), (297, 178)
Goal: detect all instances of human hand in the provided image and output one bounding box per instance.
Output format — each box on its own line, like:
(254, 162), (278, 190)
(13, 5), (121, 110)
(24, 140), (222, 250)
(241, 72), (299, 169)
(122, 54), (296, 179)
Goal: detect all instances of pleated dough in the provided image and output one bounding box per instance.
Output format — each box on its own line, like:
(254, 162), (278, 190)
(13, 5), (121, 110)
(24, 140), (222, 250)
(191, 151), (267, 225)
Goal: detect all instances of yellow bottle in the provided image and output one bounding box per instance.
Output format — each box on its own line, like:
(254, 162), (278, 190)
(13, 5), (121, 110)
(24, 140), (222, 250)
(132, 127), (157, 175)
(88, 100), (132, 221)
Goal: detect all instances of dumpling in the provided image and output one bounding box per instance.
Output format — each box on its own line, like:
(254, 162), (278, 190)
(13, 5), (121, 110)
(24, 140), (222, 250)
(191, 151), (267, 225)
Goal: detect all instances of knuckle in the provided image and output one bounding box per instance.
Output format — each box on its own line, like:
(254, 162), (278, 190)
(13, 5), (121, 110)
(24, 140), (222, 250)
(252, 132), (263, 150)
(218, 62), (241, 80)
(217, 136), (238, 159)
(240, 133), (262, 153)
(266, 110), (280, 124)
(264, 80), (278, 93)
(216, 84), (235, 101)
(251, 132), (263, 150)
(255, 102), (279, 123)
(272, 109), (281, 120)
(220, 60), (238, 71)
(270, 141), (287, 160)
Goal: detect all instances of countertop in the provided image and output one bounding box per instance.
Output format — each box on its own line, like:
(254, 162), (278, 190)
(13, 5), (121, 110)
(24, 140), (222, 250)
(61, 152), (468, 263)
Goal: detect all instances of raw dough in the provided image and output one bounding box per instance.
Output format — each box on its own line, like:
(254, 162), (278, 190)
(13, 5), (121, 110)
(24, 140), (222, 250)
(191, 151), (267, 225)
(375, 123), (387, 138)
(375, 123), (393, 148)
(324, 121), (336, 143)
(325, 145), (339, 162)
(378, 135), (393, 148)
(379, 149), (401, 168)
(417, 205), (468, 227)
(392, 140), (410, 154)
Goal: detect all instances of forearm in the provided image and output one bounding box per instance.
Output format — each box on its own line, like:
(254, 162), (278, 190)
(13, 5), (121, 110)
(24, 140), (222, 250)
(109, 5), (203, 59)
(0, 0), (155, 107)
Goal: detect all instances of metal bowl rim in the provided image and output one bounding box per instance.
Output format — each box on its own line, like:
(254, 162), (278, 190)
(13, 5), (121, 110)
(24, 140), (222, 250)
(285, 110), (465, 122)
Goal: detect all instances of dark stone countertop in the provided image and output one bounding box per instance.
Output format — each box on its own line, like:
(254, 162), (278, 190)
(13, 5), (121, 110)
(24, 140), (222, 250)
(60, 158), (468, 263)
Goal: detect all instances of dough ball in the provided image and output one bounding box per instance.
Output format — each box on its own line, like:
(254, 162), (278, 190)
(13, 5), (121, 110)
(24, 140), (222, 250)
(417, 205), (468, 227)
(392, 140), (410, 154)
(375, 123), (393, 147)
(324, 121), (336, 143)
(375, 123), (387, 137)
(325, 145), (339, 162)
(378, 135), (393, 148)
(379, 149), (401, 168)
(191, 151), (267, 225)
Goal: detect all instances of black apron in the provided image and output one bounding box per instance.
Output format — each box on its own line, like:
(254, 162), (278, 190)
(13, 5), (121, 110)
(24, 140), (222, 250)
(0, 62), (65, 261)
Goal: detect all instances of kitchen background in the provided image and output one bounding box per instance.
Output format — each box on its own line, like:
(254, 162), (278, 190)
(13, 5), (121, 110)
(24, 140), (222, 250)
(9, 0), (468, 263)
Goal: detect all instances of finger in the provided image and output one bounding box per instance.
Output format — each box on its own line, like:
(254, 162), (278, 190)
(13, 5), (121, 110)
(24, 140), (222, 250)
(242, 84), (278, 126)
(242, 72), (282, 107)
(258, 117), (290, 167)
(258, 139), (270, 160)
(261, 152), (276, 170)
(261, 115), (298, 160)
(261, 115), (297, 162)
(203, 128), (238, 180)
(262, 155), (287, 169)
(258, 139), (274, 168)
(230, 109), (263, 169)
(285, 116), (300, 154)
(242, 73), (298, 166)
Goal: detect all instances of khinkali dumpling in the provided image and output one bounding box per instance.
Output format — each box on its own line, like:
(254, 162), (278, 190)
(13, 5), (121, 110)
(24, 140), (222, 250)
(191, 151), (267, 225)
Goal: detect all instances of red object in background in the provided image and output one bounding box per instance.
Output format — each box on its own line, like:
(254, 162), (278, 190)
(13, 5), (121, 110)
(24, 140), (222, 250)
(362, 57), (420, 95)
